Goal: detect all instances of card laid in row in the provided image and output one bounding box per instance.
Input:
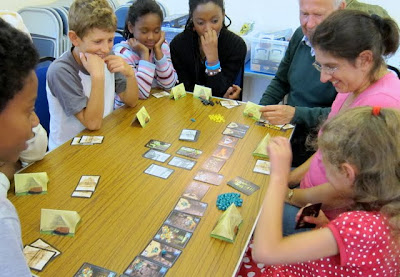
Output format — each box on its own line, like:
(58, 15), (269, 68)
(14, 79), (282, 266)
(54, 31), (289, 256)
(74, 262), (117, 277)
(71, 136), (104, 145)
(222, 122), (249, 139)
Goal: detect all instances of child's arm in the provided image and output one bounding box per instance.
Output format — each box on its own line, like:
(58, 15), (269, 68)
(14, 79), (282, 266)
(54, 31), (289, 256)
(104, 55), (139, 107)
(153, 35), (177, 90)
(75, 53), (106, 130)
(252, 137), (339, 265)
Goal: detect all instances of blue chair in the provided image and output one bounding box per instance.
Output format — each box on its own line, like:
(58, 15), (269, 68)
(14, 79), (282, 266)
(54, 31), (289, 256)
(115, 5), (129, 31)
(35, 57), (55, 137)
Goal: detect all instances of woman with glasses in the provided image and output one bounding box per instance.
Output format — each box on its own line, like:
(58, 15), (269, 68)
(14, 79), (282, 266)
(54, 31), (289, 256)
(283, 9), (400, 236)
(170, 0), (246, 99)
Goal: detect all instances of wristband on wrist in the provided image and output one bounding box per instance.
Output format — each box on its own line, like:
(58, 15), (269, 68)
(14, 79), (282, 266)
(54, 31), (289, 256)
(205, 60), (220, 70)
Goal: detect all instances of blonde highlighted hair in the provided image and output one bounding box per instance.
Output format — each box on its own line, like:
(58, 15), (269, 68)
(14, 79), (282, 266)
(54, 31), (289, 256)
(318, 106), (400, 236)
(69, 0), (117, 38)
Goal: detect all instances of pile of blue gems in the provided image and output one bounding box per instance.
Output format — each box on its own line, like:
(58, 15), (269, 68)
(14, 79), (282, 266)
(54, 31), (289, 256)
(216, 193), (243, 211)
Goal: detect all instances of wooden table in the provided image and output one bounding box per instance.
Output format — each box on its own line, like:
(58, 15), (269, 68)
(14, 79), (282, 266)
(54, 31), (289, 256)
(9, 94), (292, 276)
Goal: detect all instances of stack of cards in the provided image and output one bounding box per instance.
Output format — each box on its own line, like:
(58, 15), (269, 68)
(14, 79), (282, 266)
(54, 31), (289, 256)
(220, 100), (240, 109)
(23, 239), (61, 271)
(74, 262), (117, 277)
(71, 175), (100, 198)
(222, 122), (249, 139)
(179, 129), (200, 142)
(71, 136), (104, 145)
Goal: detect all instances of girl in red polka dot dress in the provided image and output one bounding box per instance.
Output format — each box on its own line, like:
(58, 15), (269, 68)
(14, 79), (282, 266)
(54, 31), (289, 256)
(238, 106), (400, 277)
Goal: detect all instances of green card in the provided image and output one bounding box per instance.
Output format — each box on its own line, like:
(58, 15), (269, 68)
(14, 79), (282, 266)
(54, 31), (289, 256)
(243, 101), (263, 121)
(170, 83), (187, 100)
(132, 106), (150, 127)
(193, 84), (212, 100)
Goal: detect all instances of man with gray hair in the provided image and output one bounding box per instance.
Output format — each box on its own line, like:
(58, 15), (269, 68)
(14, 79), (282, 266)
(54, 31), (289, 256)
(259, 0), (345, 167)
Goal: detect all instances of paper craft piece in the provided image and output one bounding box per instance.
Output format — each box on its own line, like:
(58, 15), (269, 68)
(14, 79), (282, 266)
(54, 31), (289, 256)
(132, 106), (150, 127)
(253, 160), (271, 175)
(201, 156), (226, 173)
(145, 139), (171, 152)
(23, 245), (56, 271)
(179, 129), (200, 142)
(154, 224), (192, 249)
(193, 84), (212, 100)
(176, 146), (202, 159)
(182, 181), (210, 201)
(218, 135), (239, 148)
(141, 240), (181, 268)
(143, 149), (171, 163)
(220, 100), (240, 109)
(40, 209), (81, 236)
(124, 257), (168, 277)
(168, 156), (196, 170)
(174, 197), (208, 217)
(193, 170), (224, 186)
(210, 203), (243, 243)
(228, 177), (260, 196)
(30, 238), (61, 257)
(252, 133), (271, 158)
(165, 210), (201, 232)
(74, 262), (117, 277)
(152, 91), (170, 98)
(71, 191), (93, 198)
(212, 145), (234, 160)
(170, 83), (186, 100)
(71, 137), (82, 145)
(14, 172), (49, 196)
(144, 164), (174, 179)
(79, 135), (104, 144)
(243, 101), (263, 121)
(75, 175), (100, 192)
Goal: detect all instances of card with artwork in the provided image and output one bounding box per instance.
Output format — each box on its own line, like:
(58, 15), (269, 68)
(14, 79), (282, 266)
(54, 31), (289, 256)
(132, 106), (150, 127)
(14, 172), (49, 196)
(193, 170), (224, 186)
(212, 145), (234, 160)
(168, 156), (196, 170)
(170, 83), (186, 100)
(40, 209), (81, 237)
(154, 224), (192, 249)
(182, 181), (210, 200)
(23, 245), (56, 271)
(71, 191), (93, 198)
(75, 175), (100, 192)
(176, 146), (202, 159)
(227, 177), (260, 196)
(74, 262), (117, 277)
(227, 122), (250, 132)
(218, 135), (239, 148)
(79, 135), (104, 144)
(179, 129), (200, 142)
(201, 156), (226, 173)
(141, 240), (181, 268)
(193, 84), (212, 100)
(145, 139), (171, 152)
(222, 128), (246, 139)
(220, 100), (240, 109)
(124, 257), (168, 277)
(253, 160), (271, 175)
(143, 149), (171, 163)
(29, 238), (61, 257)
(165, 210), (200, 232)
(174, 197), (208, 217)
(71, 137), (82, 145)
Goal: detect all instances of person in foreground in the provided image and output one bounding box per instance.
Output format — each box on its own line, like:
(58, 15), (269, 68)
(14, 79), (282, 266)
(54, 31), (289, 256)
(113, 0), (177, 104)
(0, 18), (39, 276)
(283, 9), (400, 235)
(238, 106), (400, 276)
(170, 0), (246, 99)
(47, 0), (139, 150)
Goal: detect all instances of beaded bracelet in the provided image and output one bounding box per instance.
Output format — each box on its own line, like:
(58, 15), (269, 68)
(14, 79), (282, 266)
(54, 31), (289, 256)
(205, 60), (221, 70)
(205, 67), (222, 76)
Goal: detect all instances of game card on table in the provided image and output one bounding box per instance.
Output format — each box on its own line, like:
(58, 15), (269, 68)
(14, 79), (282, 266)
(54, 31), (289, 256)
(154, 224), (192, 249)
(193, 170), (224, 186)
(141, 240), (181, 267)
(124, 257), (168, 277)
(173, 197), (208, 217)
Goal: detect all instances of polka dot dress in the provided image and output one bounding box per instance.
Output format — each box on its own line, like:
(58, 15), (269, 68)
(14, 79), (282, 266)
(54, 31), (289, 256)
(237, 211), (400, 277)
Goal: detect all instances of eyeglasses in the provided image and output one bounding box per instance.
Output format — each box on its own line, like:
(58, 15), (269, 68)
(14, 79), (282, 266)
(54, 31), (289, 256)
(312, 61), (338, 75)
